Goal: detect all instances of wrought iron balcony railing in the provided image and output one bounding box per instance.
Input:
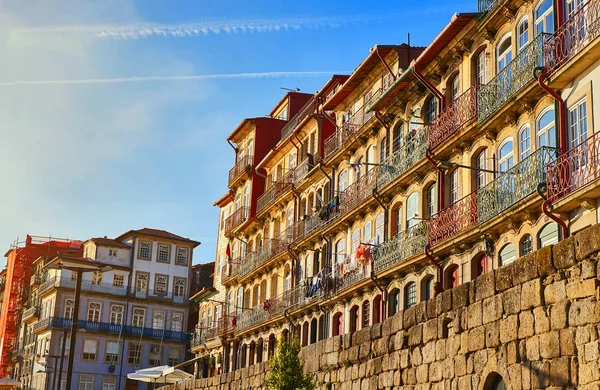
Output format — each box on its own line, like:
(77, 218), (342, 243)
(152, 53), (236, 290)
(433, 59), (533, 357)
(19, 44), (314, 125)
(478, 0), (504, 19)
(544, 0), (600, 74)
(547, 132), (600, 203)
(191, 326), (218, 348)
(478, 33), (549, 123)
(478, 147), (558, 223)
(294, 155), (314, 184)
(238, 236), (289, 278)
(236, 292), (290, 332)
(224, 207), (250, 236)
(377, 128), (428, 189)
(281, 96), (317, 141)
(428, 192), (479, 247)
(373, 222), (428, 273)
(221, 259), (239, 283)
(331, 266), (371, 294)
(30, 274), (43, 286)
(257, 169), (295, 214)
(22, 306), (40, 322)
(427, 86), (478, 150)
(217, 315), (236, 335)
(228, 155), (253, 187)
(338, 168), (378, 216)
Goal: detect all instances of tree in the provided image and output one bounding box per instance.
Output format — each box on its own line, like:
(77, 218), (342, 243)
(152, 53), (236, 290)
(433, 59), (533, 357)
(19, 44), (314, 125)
(264, 336), (315, 390)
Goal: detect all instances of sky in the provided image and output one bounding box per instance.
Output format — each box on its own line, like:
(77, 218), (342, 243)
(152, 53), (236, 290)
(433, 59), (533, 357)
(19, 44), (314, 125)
(0, 0), (476, 266)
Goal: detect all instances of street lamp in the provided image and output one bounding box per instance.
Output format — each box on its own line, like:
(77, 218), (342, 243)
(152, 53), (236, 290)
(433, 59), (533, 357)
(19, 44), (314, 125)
(45, 256), (112, 390)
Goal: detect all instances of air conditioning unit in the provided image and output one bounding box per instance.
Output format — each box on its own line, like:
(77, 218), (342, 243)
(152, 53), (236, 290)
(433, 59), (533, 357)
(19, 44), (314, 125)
(151, 346), (161, 354)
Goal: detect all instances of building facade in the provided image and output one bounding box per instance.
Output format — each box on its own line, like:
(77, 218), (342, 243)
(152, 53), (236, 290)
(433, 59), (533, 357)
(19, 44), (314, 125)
(193, 0), (600, 378)
(13, 229), (199, 390)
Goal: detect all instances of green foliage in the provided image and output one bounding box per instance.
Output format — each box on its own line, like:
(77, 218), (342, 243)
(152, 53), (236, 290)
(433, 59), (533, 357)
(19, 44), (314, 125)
(265, 337), (315, 390)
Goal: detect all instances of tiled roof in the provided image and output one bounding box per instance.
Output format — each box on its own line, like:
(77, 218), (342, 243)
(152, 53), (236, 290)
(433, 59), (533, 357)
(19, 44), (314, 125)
(116, 228), (200, 246)
(86, 237), (131, 249)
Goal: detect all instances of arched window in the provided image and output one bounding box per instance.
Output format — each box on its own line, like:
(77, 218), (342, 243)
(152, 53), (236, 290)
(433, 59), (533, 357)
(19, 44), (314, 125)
(363, 222), (372, 243)
(310, 318), (318, 344)
(375, 213), (385, 243)
(519, 124), (532, 160)
(379, 137), (388, 162)
(537, 107), (556, 148)
(535, 0), (554, 35)
(421, 276), (435, 301)
(476, 49), (488, 85)
(449, 170), (460, 205)
(335, 239), (346, 264)
(332, 312), (343, 336)
(475, 149), (489, 189)
(498, 139), (514, 173)
(338, 169), (348, 192)
(539, 222), (560, 247)
(393, 123), (404, 153)
(471, 252), (487, 280)
(391, 202), (402, 237)
(496, 35), (513, 72)
(426, 98), (439, 123)
(349, 306), (359, 333)
(449, 74), (460, 101)
(372, 295), (382, 324)
(485, 373), (508, 390)
(444, 264), (459, 289)
(517, 17), (529, 51)
(426, 184), (437, 217)
(521, 234), (533, 255)
(389, 288), (400, 316)
(499, 243), (517, 266)
(406, 192), (419, 228)
(301, 322), (309, 347)
(366, 145), (376, 171)
(362, 301), (370, 328)
(404, 282), (417, 309)
(268, 334), (277, 358)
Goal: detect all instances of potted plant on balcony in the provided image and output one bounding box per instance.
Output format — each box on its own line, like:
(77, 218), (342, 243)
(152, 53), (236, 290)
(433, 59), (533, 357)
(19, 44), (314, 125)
(208, 355), (216, 368)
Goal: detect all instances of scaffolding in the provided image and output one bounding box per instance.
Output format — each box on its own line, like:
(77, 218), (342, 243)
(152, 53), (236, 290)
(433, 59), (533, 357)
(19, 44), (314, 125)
(0, 235), (82, 377)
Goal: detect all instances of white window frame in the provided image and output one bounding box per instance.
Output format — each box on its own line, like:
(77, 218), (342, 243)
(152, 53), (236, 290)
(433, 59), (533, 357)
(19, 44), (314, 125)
(496, 34), (513, 72)
(517, 17), (529, 51)
(406, 192), (419, 228)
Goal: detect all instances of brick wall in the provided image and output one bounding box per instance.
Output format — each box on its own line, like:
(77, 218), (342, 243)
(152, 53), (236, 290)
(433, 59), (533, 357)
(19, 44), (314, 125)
(161, 223), (600, 390)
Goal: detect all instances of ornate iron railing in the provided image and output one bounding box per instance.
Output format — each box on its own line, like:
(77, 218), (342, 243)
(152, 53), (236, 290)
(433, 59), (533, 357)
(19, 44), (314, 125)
(238, 236), (289, 278)
(191, 326), (218, 348)
(427, 86), (478, 149)
(478, 147), (558, 223)
(294, 155), (314, 184)
(22, 306), (40, 322)
(338, 168), (378, 216)
(281, 96), (317, 141)
(228, 155), (253, 186)
(257, 169), (295, 213)
(331, 267), (370, 294)
(373, 222), (428, 273)
(30, 274), (43, 286)
(478, 0), (505, 19)
(236, 293), (291, 332)
(428, 192), (479, 247)
(547, 132), (600, 202)
(217, 315), (236, 335)
(224, 207), (250, 236)
(544, 0), (600, 74)
(377, 128), (428, 189)
(221, 259), (239, 283)
(478, 33), (549, 123)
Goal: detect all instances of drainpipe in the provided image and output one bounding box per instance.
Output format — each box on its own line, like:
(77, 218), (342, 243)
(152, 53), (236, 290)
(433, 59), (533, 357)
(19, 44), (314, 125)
(412, 65), (445, 109)
(372, 189), (389, 241)
(374, 112), (391, 159)
(425, 244), (444, 295)
(286, 245), (298, 289)
(318, 162), (332, 182)
(535, 67), (568, 155)
(283, 308), (296, 334)
(537, 183), (570, 238)
(375, 46), (396, 81)
(227, 140), (238, 153)
(425, 151), (445, 211)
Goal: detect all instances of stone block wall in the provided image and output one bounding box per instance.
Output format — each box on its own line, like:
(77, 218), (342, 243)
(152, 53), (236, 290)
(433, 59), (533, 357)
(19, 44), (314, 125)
(162, 224), (600, 390)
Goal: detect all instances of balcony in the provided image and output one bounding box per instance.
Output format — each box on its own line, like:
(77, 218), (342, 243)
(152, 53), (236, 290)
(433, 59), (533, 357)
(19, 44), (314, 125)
(377, 128), (428, 190)
(30, 274), (43, 287)
(544, 0), (600, 77)
(191, 326), (218, 349)
(338, 168), (378, 217)
(228, 155), (253, 187)
(478, 0), (504, 19)
(221, 259), (238, 284)
(428, 192), (479, 247)
(478, 147), (558, 223)
(238, 236), (289, 279)
(281, 96), (316, 141)
(22, 306), (40, 322)
(373, 222), (428, 273)
(547, 132), (600, 204)
(289, 214), (324, 245)
(478, 33), (548, 123)
(331, 267), (371, 294)
(33, 317), (190, 341)
(427, 86), (478, 150)
(217, 315), (236, 336)
(294, 155), (314, 184)
(236, 292), (290, 332)
(224, 207), (250, 236)
(257, 169), (295, 214)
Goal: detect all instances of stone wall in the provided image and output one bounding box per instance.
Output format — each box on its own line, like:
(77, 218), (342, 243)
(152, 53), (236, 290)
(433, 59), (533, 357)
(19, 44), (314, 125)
(163, 224), (600, 390)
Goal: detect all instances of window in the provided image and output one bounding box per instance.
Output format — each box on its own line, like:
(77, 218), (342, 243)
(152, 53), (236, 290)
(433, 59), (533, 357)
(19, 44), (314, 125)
(87, 302), (101, 323)
(102, 379), (117, 390)
(375, 213), (384, 243)
(155, 275), (168, 294)
(363, 222), (372, 243)
(521, 234), (533, 255)
(567, 0), (585, 18)
(426, 98), (439, 123)
(149, 346), (161, 366)
(519, 125), (531, 160)
(391, 203), (402, 237)
(168, 349), (181, 366)
(64, 299), (74, 320)
(335, 239), (346, 265)
(172, 313), (183, 332)
(82, 340), (97, 360)
(476, 50), (488, 85)
(338, 169), (348, 193)
(537, 108), (556, 148)
(426, 184), (436, 217)
(174, 279), (186, 297)
(128, 344), (142, 365)
(497, 35), (512, 72)
(176, 247), (189, 265)
(136, 273), (148, 292)
(449, 170), (460, 205)
(379, 137), (387, 163)
(535, 0), (554, 35)
(351, 229), (361, 257)
(110, 274), (123, 288)
(499, 244), (517, 266)
(517, 17), (529, 51)
(105, 341), (120, 363)
(158, 244), (170, 263)
(498, 139), (514, 173)
(366, 145), (376, 172)
(78, 375), (94, 390)
(243, 185), (251, 208)
(108, 249), (117, 257)
(404, 282), (417, 309)
(569, 99), (588, 148)
(422, 277), (435, 302)
(153, 310), (166, 329)
(406, 192), (419, 228)
(110, 305), (124, 325)
(92, 271), (102, 285)
(362, 301), (370, 328)
(132, 308), (145, 328)
(450, 75), (460, 101)
(475, 149), (489, 190)
(539, 223), (559, 247)
(138, 241), (151, 259)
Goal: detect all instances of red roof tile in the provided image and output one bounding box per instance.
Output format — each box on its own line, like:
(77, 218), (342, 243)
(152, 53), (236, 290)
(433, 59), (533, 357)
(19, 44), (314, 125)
(116, 228), (200, 246)
(86, 237), (131, 249)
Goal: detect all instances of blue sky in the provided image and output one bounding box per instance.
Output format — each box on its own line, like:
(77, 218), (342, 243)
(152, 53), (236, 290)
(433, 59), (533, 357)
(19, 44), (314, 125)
(0, 0), (475, 266)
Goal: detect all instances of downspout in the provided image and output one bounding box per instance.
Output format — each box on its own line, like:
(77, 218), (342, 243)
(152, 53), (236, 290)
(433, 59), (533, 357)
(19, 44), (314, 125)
(425, 244), (444, 295)
(425, 151), (445, 211)
(537, 183), (570, 238)
(227, 140), (238, 153)
(283, 308), (296, 334)
(370, 273), (387, 321)
(536, 67), (568, 155)
(372, 189), (389, 241)
(412, 65), (445, 109)
(318, 162), (332, 182)
(374, 112), (391, 159)
(375, 46), (396, 80)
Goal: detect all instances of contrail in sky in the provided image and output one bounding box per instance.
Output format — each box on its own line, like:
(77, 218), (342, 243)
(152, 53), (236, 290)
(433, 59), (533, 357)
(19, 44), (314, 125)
(0, 71), (347, 87)
(10, 15), (387, 39)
